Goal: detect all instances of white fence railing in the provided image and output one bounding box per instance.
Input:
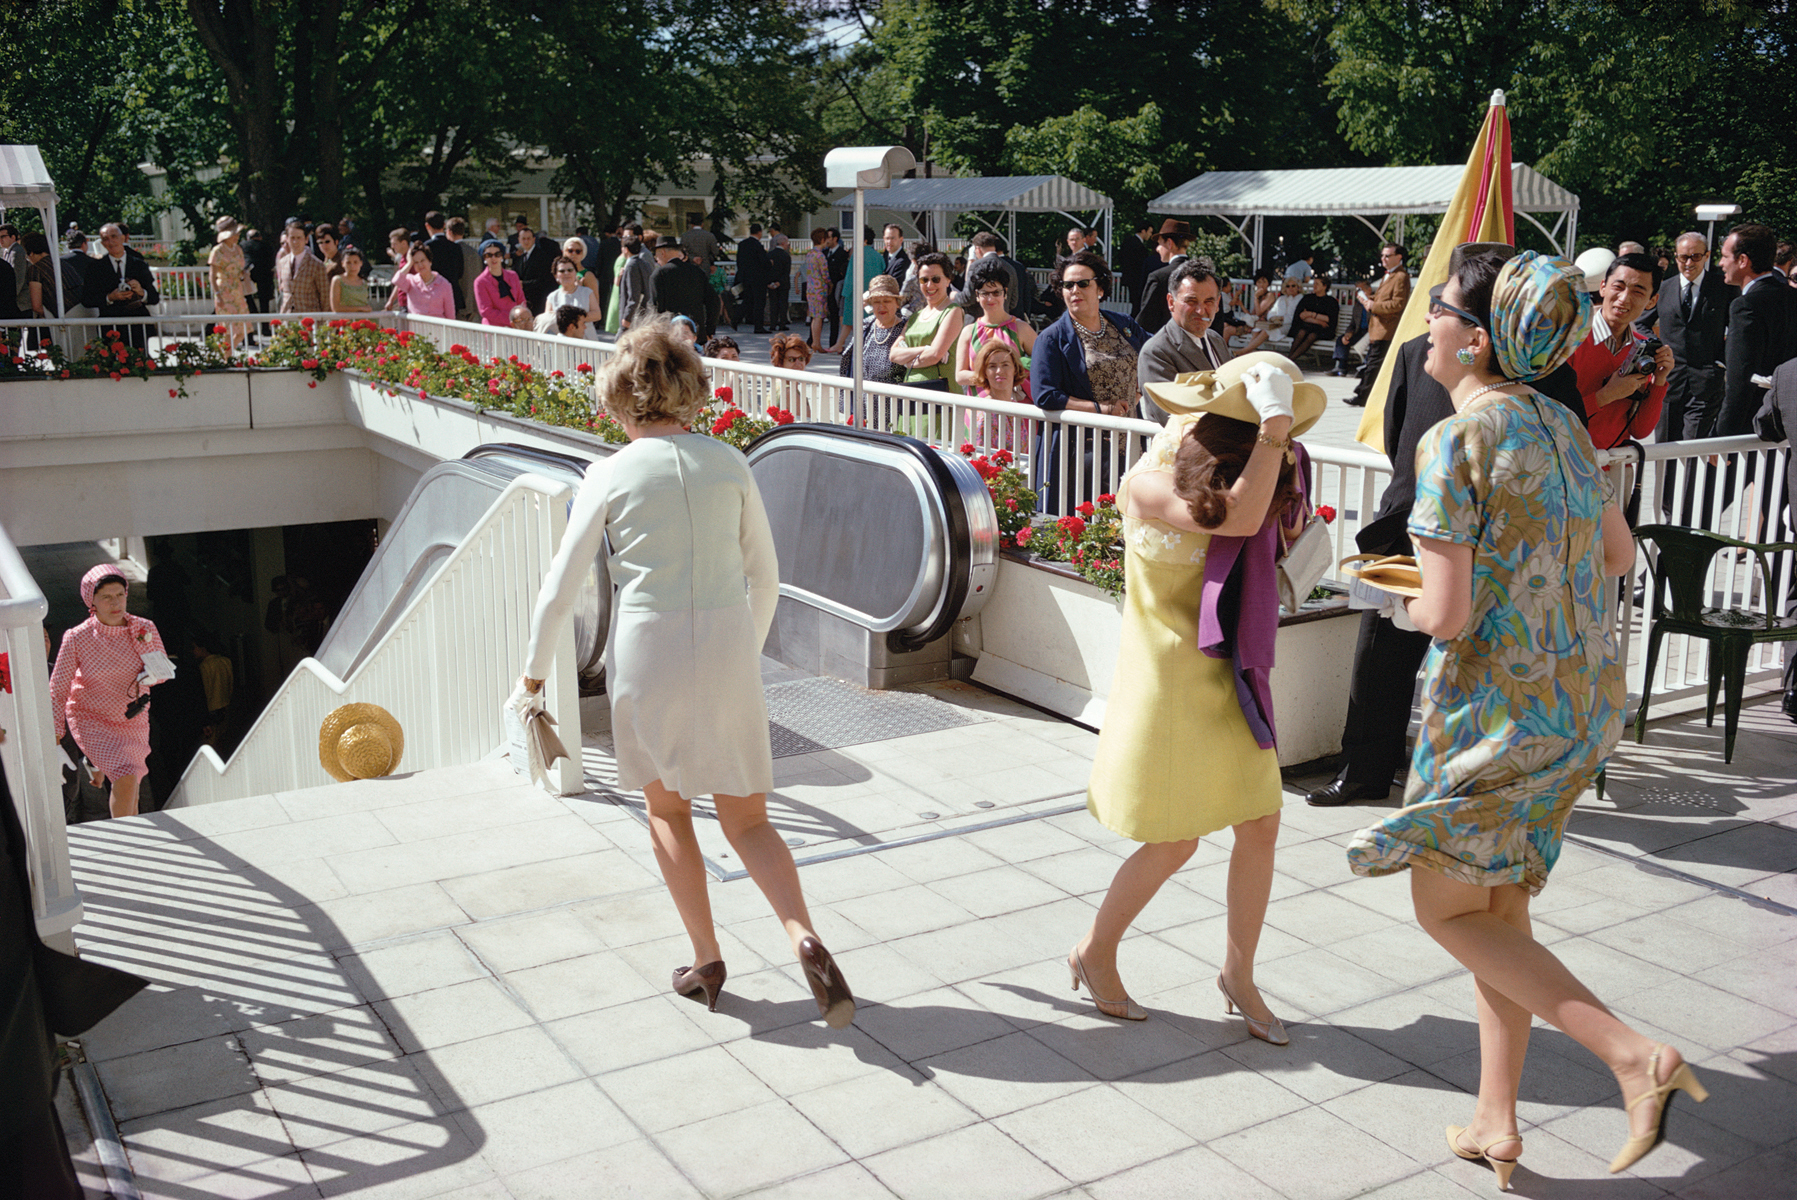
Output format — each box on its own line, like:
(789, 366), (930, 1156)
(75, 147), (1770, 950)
(0, 520), (84, 948)
(168, 473), (582, 807)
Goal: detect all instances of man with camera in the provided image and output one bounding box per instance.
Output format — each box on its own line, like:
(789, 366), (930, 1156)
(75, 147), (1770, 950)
(1568, 251), (1674, 451)
(83, 222), (161, 348)
(1345, 243), (1409, 406)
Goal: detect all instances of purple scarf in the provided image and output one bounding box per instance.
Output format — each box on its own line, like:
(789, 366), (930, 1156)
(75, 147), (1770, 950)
(1197, 444), (1310, 749)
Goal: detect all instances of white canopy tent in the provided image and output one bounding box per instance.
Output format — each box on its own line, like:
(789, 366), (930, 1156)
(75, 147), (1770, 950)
(0, 144), (69, 317)
(841, 174), (1115, 258)
(1149, 163), (1579, 265)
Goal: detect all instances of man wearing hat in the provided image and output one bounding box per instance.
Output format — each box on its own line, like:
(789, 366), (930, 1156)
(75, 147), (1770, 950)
(651, 237), (716, 333)
(1133, 219), (1193, 335)
(1309, 243), (1507, 807)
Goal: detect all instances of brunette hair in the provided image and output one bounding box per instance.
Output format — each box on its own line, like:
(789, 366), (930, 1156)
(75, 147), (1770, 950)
(552, 254), (578, 274)
(1052, 251), (1111, 298)
(598, 315), (708, 426)
(1172, 415), (1301, 531)
(810, 227), (830, 246)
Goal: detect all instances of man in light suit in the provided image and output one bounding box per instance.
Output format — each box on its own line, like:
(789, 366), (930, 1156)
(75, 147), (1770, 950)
(1136, 260), (1230, 423)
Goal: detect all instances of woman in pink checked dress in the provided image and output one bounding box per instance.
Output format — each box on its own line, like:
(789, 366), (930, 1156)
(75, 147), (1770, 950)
(49, 566), (169, 818)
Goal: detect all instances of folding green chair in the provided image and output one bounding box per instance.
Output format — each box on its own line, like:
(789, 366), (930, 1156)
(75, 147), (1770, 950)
(1631, 524), (1797, 762)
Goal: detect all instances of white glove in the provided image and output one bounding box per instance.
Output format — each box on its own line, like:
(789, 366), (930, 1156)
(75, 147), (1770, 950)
(506, 678), (545, 721)
(1241, 362), (1294, 423)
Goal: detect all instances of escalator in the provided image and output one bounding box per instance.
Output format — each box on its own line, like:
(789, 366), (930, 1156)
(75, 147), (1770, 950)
(314, 427), (997, 699)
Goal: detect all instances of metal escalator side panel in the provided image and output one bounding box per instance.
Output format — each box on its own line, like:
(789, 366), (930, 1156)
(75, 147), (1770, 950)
(749, 430), (941, 633)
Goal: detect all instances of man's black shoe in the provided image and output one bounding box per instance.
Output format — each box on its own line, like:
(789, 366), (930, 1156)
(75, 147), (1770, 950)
(1783, 689), (1797, 723)
(1305, 776), (1389, 806)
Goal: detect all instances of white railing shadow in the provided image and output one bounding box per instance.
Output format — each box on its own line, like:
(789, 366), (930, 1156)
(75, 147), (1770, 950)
(168, 472), (583, 807)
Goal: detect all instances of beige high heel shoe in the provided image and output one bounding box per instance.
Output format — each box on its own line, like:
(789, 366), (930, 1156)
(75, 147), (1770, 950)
(1217, 974), (1288, 1046)
(1068, 947), (1146, 1021)
(1609, 1044), (1708, 1173)
(1447, 1125), (1522, 1191)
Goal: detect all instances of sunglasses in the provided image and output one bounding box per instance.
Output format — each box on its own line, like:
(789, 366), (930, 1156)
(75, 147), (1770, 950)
(1675, 253), (1706, 262)
(1061, 278), (1097, 291)
(1427, 285), (1484, 329)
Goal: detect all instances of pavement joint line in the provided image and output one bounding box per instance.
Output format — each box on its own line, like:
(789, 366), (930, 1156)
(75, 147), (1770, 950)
(1560, 832), (1797, 917)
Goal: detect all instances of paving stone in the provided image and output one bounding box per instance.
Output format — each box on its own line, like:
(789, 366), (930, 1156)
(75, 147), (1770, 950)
(990, 1085), (1193, 1184)
(654, 1098), (848, 1197)
(373, 978), (532, 1054)
(861, 1122), (1069, 1200)
(1082, 1143), (1286, 1200)
(598, 1044), (781, 1133)
(119, 1090), (296, 1187)
(1209, 1104), (1423, 1199)
(788, 1065), (980, 1158)
(454, 1079), (636, 1176)
(503, 1139), (703, 1200)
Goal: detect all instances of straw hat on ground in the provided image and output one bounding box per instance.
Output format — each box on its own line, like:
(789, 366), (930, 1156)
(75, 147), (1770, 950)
(1142, 350), (1328, 437)
(319, 703), (405, 782)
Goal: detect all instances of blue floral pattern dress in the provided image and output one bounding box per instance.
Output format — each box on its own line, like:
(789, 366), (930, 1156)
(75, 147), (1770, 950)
(1346, 390), (1624, 894)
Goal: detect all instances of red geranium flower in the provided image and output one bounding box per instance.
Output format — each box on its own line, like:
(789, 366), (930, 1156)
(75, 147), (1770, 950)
(959, 442), (976, 455)
(715, 385), (733, 403)
(1317, 505), (1337, 523)
(1058, 515), (1086, 537)
(212, 324), (226, 336)
(1015, 526), (1033, 545)
(1076, 501), (1095, 517)
(576, 362), (593, 373)
(1096, 493), (1115, 505)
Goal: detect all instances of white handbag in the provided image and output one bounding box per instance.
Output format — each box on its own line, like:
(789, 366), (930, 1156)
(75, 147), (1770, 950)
(1276, 515), (1332, 613)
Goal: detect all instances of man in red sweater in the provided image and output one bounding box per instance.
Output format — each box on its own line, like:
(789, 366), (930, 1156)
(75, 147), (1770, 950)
(1569, 251), (1675, 450)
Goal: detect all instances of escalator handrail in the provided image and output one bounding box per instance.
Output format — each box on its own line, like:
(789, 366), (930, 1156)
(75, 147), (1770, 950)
(746, 423), (973, 653)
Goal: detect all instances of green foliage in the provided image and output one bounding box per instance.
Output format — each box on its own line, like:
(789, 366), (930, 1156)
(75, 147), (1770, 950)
(1001, 104), (1187, 229)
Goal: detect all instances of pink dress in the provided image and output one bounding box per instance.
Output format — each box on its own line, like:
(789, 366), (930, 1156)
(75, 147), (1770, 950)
(50, 614), (166, 779)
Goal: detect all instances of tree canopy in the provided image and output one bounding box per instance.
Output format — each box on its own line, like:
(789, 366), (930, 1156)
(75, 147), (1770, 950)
(2, 0), (1788, 266)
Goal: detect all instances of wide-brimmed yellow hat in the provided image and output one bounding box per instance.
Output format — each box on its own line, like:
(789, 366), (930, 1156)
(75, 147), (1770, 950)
(1142, 351), (1327, 438)
(319, 702), (405, 782)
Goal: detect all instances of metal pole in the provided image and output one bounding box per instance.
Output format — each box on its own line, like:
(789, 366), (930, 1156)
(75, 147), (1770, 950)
(46, 201), (66, 320)
(853, 185), (866, 422)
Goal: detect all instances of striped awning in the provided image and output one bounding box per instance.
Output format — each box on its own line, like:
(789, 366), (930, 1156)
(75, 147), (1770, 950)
(1151, 163), (1576, 217)
(871, 175), (1113, 214)
(0, 144), (56, 204)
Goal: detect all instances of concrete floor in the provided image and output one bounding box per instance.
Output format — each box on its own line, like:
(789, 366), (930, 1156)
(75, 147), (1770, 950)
(62, 675), (1797, 1200)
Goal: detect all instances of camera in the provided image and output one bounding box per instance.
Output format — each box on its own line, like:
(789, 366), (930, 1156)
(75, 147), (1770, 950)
(125, 693), (151, 719)
(1620, 335), (1663, 380)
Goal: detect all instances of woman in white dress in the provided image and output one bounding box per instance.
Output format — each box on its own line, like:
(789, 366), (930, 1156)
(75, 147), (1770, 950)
(517, 316), (854, 1028)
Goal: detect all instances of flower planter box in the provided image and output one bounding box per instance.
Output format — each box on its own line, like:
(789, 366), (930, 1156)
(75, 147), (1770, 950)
(0, 371), (253, 441)
(968, 551), (1358, 766)
(340, 372), (617, 463)
(247, 368), (348, 429)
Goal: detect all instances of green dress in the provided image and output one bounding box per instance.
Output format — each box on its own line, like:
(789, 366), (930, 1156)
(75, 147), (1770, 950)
(604, 250), (629, 334)
(900, 303), (962, 393)
(1086, 415), (1284, 843)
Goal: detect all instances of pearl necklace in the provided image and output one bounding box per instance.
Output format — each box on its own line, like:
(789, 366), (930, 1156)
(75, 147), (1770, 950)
(1461, 381), (1510, 408)
(866, 321), (898, 345)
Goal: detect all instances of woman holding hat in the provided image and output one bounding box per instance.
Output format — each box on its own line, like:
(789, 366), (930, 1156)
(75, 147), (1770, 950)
(210, 217), (252, 348)
(49, 566), (172, 819)
(836, 275), (906, 385)
(1345, 252), (1699, 1187)
(515, 316), (855, 1029)
(1071, 351), (1325, 1041)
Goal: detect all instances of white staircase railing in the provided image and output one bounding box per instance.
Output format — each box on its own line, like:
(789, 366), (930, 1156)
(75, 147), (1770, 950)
(0, 520), (84, 948)
(169, 473), (583, 807)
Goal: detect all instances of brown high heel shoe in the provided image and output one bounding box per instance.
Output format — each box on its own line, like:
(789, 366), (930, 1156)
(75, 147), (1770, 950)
(1217, 974), (1288, 1046)
(1068, 947), (1147, 1021)
(671, 961), (727, 1012)
(1609, 1044), (1708, 1173)
(798, 937), (855, 1029)
(1447, 1125), (1522, 1191)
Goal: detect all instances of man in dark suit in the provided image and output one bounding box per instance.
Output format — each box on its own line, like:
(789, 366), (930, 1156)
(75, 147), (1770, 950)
(825, 227), (849, 347)
(736, 223), (768, 332)
(651, 240), (715, 329)
(1652, 232), (1737, 521)
(58, 232), (95, 314)
(766, 233), (792, 331)
(1717, 223), (1797, 437)
(1117, 222), (1154, 303)
(1309, 244), (1509, 806)
(514, 226), (558, 315)
(1136, 261), (1230, 422)
(1133, 219), (1192, 334)
(423, 211), (464, 314)
(593, 223), (621, 325)
(880, 223), (909, 291)
(83, 222), (160, 347)
(1754, 358), (1797, 718)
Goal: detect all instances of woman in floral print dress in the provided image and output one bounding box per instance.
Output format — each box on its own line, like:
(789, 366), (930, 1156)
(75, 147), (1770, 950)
(1346, 251), (1707, 1187)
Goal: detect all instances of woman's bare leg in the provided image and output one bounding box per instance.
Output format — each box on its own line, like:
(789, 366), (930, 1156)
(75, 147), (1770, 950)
(1411, 869), (1673, 1143)
(1457, 884), (1533, 1161)
(809, 316), (825, 353)
(713, 791), (817, 957)
(108, 774), (141, 819)
(644, 779), (721, 966)
(1220, 811), (1281, 1024)
(1077, 838), (1198, 999)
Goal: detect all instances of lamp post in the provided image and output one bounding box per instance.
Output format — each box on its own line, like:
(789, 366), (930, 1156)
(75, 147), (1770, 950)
(824, 146), (917, 422)
(1695, 203), (1740, 255)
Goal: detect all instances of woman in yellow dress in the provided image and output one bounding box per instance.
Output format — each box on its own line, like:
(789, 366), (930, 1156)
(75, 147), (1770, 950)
(1070, 353), (1324, 1043)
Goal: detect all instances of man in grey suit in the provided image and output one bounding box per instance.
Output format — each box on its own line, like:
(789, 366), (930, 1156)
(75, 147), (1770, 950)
(1654, 231), (1736, 520)
(1136, 260), (1230, 423)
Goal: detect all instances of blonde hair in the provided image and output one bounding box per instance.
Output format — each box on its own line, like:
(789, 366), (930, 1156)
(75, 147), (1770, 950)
(597, 316), (708, 426)
(970, 337), (1023, 391)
